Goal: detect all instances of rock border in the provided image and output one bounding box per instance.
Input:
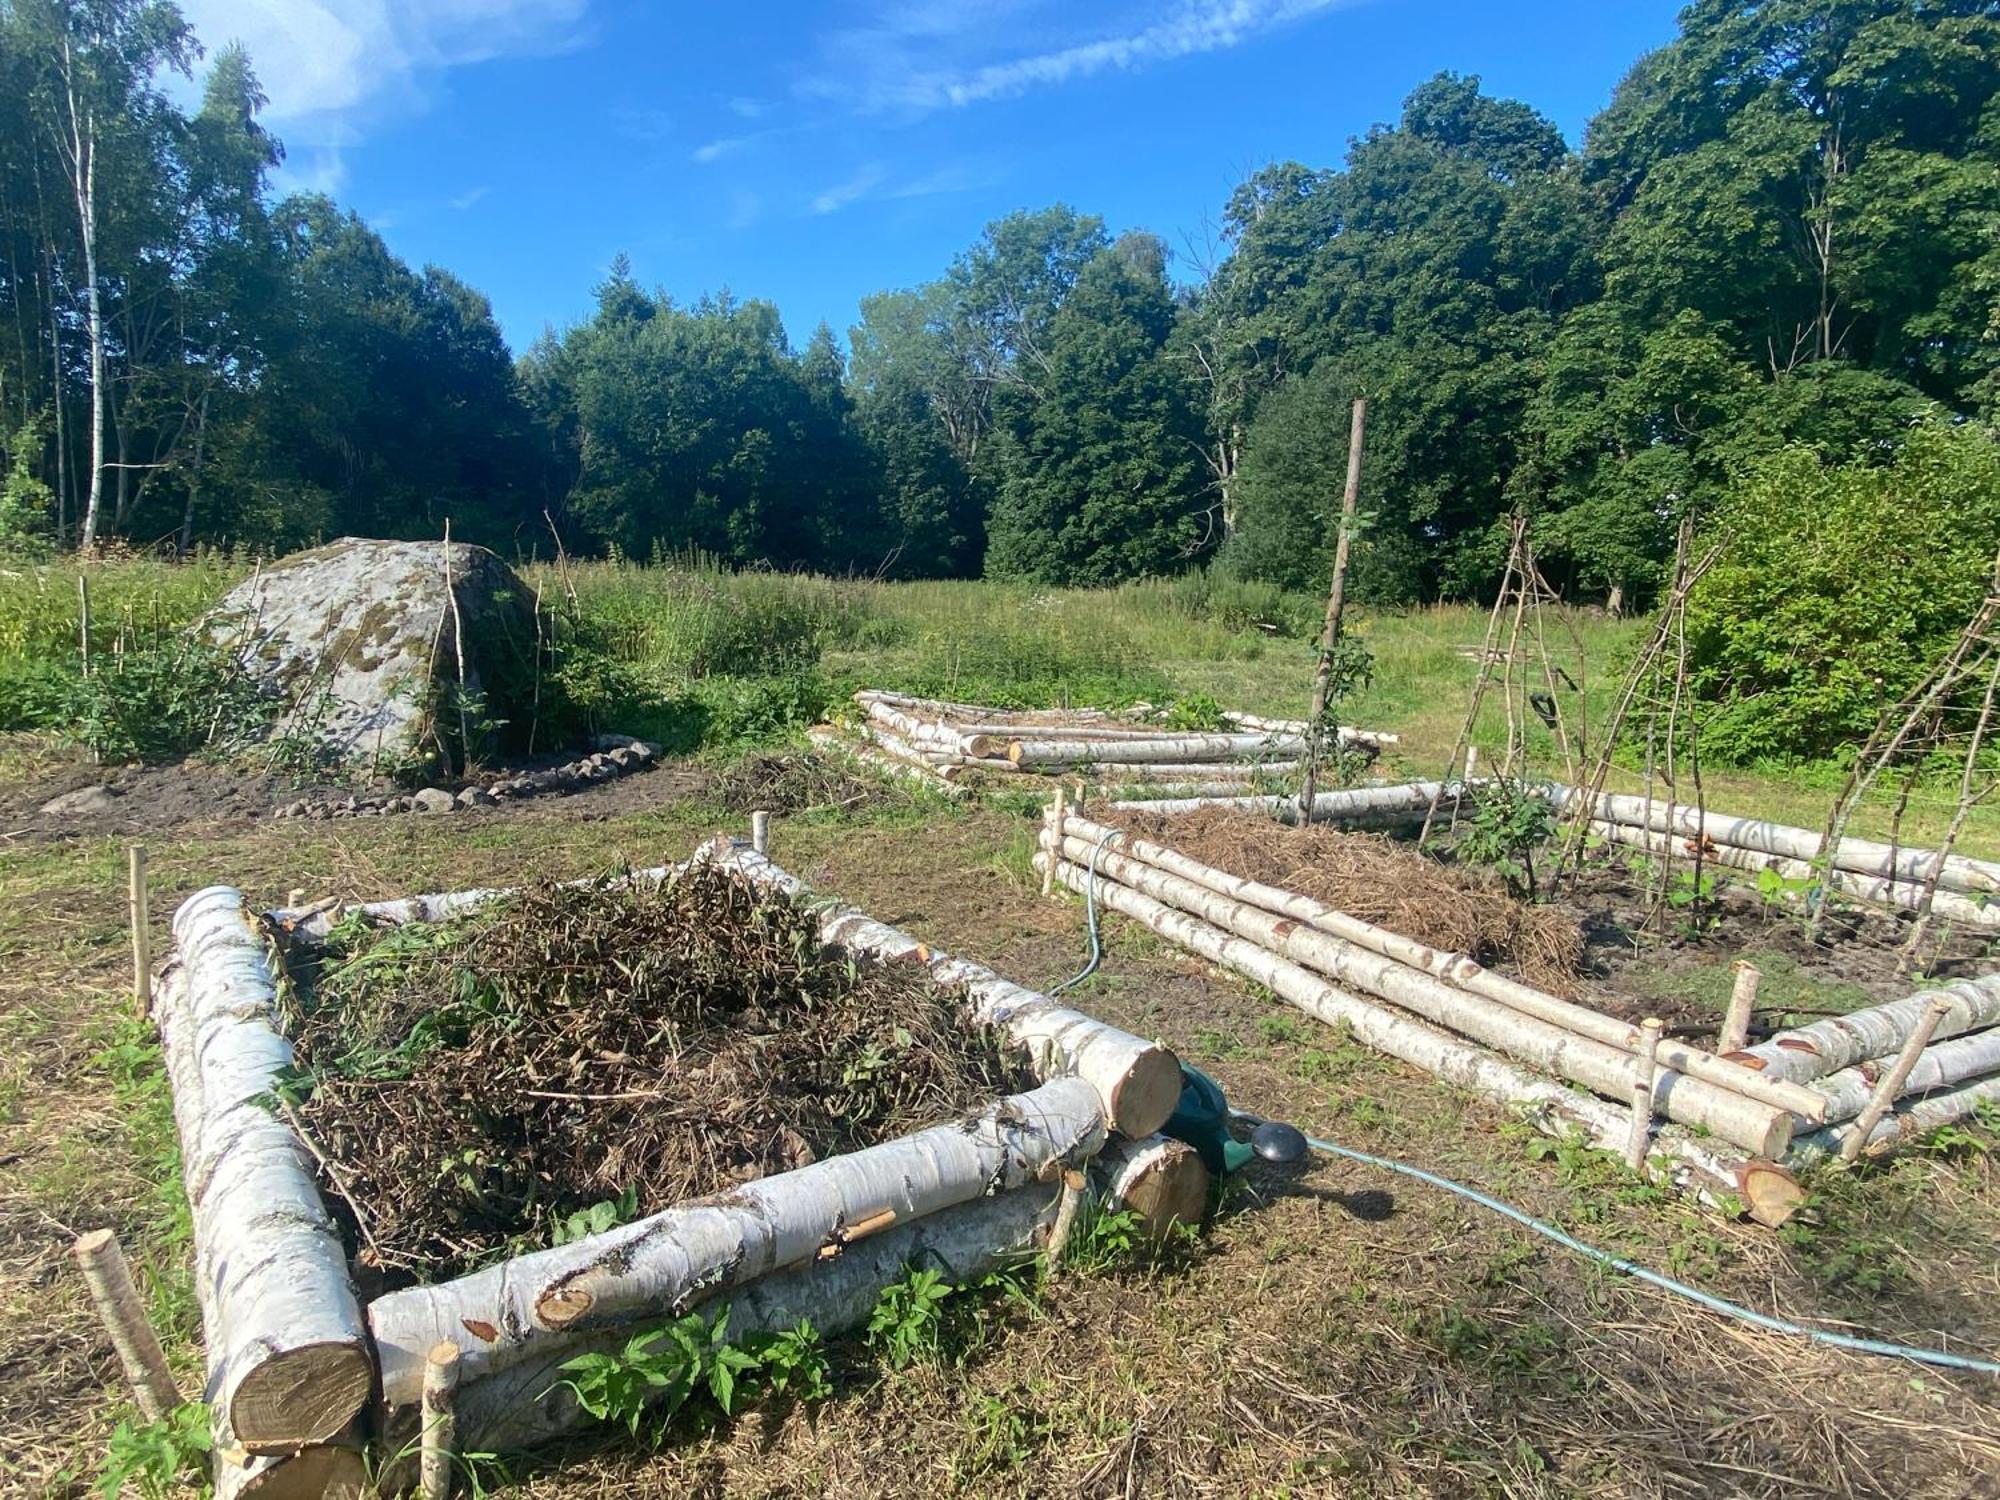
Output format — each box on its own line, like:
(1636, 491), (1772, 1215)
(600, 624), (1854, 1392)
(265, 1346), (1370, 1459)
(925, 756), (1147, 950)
(272, 736), (661, 822)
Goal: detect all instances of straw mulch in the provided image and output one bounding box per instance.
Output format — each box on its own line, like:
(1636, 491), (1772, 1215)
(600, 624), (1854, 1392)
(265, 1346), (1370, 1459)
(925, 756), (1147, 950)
(283, 867), (1020, 1285)
(1110, 806), (1584, 993)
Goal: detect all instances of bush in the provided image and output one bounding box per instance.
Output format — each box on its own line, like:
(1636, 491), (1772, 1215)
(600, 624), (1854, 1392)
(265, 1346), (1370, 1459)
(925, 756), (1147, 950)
(1685, 419), (2000, 764)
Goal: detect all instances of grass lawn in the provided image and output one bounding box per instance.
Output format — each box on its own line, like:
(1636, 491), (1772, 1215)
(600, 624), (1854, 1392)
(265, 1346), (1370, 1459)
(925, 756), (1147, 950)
(3, 555), (1999, 1495)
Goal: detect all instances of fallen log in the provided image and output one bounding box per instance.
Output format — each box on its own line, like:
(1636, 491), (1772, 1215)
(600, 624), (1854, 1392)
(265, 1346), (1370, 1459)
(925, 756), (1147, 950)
(705, 839), (1181, 1139)
(211, 1433), (368, 1500)
(1727, 974), (2000, 1084)
(1010, 732), (1304, 767)
(1224, 710), (1399, 745)
(368, 1077), (1104, 1406)
(1808, 1027), (2000, 1122)
(1582, 820), (2000, 930)
(1038, 853), (1798, 1222)
(1079, 760), (1300, 782)
(856, 719), (968, 768)
(1106, 781), (1469, 824)
(446, 1186), (1059, 1456)
(808, 728), (967, 798)
(1048, 830), (1793, 1157)
(1550, 786), (2000, 897)
(1788, 1074), (2000, 1164)
(1054, 811), (1826, 1122)
(163, 890), (372, 1454)
(1092, 1134), (1209, 1243)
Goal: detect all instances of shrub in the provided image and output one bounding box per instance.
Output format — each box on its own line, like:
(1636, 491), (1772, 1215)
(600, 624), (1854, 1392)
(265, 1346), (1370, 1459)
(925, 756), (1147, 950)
(1685, 419), (2000, 765)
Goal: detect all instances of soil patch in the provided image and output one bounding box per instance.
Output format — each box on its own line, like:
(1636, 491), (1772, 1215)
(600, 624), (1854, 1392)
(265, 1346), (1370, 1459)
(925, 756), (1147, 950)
(1109, 805), (1585, 993)
(286, 867), (1022, 1288)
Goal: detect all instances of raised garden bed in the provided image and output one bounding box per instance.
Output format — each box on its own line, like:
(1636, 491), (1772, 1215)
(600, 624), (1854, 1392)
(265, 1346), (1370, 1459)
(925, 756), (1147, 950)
(1038, 782), (2000, 1229)
(153, 840), (1200, 1495)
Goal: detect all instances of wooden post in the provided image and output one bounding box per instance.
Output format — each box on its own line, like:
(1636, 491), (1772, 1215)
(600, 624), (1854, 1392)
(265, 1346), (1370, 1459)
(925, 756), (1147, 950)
(1463, 746), (1478, 781)
(1298, 397), (1367, 820)
(1718, 960), (1760, 1055)
(1841, 997), (1954, 1163)
(1624, 1017), (1664, 1170)
(750, 809), (770, 857)
(420, 1340), (461, 1500)
(78, 571), (92, 678)
(128, 846), (150, 1017)
(72, 1228), (180, 1420)
(1041, 787), (1067, 897)
(1044, 1168), (1088, 1269)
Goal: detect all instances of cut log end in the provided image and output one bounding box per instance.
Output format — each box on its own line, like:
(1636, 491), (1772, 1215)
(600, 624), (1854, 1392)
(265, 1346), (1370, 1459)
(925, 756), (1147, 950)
(1107, 1049), (1185, 1141)
(1103, 1138), (1210, 1243)
(1740, 1162), (1805, 1228)
(230, 1343), (375, 1452)
(217, 1442), (369, 1500)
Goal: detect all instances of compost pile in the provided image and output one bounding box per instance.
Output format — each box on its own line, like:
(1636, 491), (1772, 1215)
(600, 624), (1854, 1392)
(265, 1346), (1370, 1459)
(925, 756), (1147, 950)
(711, 748), (897, 815)
(1111, 806), (1584, 993)
(286, 867), (1020, 1284)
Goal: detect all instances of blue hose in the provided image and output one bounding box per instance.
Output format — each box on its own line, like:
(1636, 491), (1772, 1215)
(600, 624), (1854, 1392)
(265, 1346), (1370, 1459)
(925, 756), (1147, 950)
(1049, 828), (1118, 998)
(1233, 1109), (2000, 1377)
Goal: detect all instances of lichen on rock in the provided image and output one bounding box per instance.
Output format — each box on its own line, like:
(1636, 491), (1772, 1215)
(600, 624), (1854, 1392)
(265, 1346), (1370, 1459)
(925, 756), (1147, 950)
(204, 537), (540, 775)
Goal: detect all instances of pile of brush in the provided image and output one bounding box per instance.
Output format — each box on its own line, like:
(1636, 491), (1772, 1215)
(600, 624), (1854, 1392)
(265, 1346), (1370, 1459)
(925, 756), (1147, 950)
(284, 868), (1021, 1284)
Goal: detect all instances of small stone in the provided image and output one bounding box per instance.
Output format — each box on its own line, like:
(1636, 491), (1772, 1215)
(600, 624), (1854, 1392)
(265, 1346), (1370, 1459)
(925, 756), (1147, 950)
(628, 741), (657, 764)
(458, 787), (495, 808)
(411, 787), (457, 814)
(607, 746), (638, 770)
(40, 784), (120, 817)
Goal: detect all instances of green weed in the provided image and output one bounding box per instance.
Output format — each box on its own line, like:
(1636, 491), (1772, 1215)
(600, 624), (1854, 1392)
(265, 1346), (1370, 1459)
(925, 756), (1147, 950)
(96, 1403), (211, 1499)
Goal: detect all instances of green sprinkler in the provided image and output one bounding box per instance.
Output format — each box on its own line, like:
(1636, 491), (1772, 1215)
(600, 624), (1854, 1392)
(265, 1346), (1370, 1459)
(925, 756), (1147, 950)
(1163, 1063), (1307, 1176)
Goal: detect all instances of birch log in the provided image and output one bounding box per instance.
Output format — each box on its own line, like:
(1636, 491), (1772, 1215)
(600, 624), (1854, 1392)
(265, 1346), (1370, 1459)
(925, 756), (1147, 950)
(1225, 711), (1399, 745)
(1583, 820), (2000, 930)
(1079, 760), (1301, 782)
(72, 1229), (179, 1420)
(1091, 1134), (1210, 1243)
(1009, 732), (1305, 766)
(1055, 811), (1826, 1121)
(211, 1435), (368, 1500)
(706, 839), (1182, 1138)
(1107, 781), (1471, 824)
(157, 967), (370, 1496)
(1788, 1075), (2000, 1164)
(808, 729), (967, 798)
(167, 888), (371, 1452)
(1808, 1027), (2000, 1121)
(857, 719), (970, 768)
(1039, 853), (1798, 1221)
(1550, 786), (2000, 896)
(446, 1186), (1058, 1456)
(368, 1077), (1103, 1406)
(1049, 831), (1793, 1157)
(266, 860), (692, 942)
(1726, 974), (2000, 1084)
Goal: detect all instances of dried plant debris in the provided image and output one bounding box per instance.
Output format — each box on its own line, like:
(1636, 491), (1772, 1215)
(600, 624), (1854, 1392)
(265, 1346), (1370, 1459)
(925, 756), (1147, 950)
(711, 749), (899, 815)
(282, 868), (1021, 1286)
(1111, 806), (1584, 994)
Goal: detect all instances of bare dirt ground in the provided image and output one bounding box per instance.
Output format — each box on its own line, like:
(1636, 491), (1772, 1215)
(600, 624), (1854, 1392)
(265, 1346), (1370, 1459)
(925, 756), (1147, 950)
(4, 768), (1999, 1498)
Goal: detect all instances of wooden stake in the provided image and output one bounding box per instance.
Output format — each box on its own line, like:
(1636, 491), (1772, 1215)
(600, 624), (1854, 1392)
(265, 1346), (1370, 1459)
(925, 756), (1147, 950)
(1463, 746), (1478, 781)
(1719, 960), (1760, 1056)
(420, 1340), (460, 1500)
(1624, 1018), (1664, 1171)
(72, 1228), (180, 1420)
(1841, 997), (1954, 1163)
(1045, 1168), (1089, 1269)
(1041, 787), (1067, 897)
(128, 846), (150, 1017)
(750, 809), (770, 857)
(78, 571), (92, 678)
(1299, 397), (1367, 819)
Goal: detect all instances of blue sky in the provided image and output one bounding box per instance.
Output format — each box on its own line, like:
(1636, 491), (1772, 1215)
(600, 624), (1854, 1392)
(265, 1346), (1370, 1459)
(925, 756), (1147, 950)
(174, 1), (1687, 354)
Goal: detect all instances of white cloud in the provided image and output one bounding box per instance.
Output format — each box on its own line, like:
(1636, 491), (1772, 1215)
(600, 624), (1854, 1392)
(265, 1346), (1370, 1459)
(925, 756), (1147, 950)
(176, 0), (591, 153)
(727, 96), (769, 119)
(811, 162), (891, 215)
(806, 0), (1358, 115)
(449, 185), (491, 209)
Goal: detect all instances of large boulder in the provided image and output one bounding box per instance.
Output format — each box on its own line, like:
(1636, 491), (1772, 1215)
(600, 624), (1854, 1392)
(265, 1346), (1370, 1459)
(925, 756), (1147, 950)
(204, 538), (540, 774)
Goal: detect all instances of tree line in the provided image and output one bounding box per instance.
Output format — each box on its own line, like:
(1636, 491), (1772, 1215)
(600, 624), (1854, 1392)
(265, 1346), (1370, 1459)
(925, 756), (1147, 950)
(2, 0), (1995, 606)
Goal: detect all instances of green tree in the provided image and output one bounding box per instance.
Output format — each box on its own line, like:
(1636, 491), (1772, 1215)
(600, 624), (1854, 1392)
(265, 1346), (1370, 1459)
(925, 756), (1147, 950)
(985, 236), (1208, 584)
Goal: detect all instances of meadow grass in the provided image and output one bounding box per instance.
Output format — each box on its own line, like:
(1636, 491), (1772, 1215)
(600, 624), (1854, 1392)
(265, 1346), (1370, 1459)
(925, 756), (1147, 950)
(2, 551), (1995, 853)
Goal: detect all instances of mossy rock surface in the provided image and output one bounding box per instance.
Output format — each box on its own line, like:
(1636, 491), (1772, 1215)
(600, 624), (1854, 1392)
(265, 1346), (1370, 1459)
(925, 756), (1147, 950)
(203, 537), (538, 772)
